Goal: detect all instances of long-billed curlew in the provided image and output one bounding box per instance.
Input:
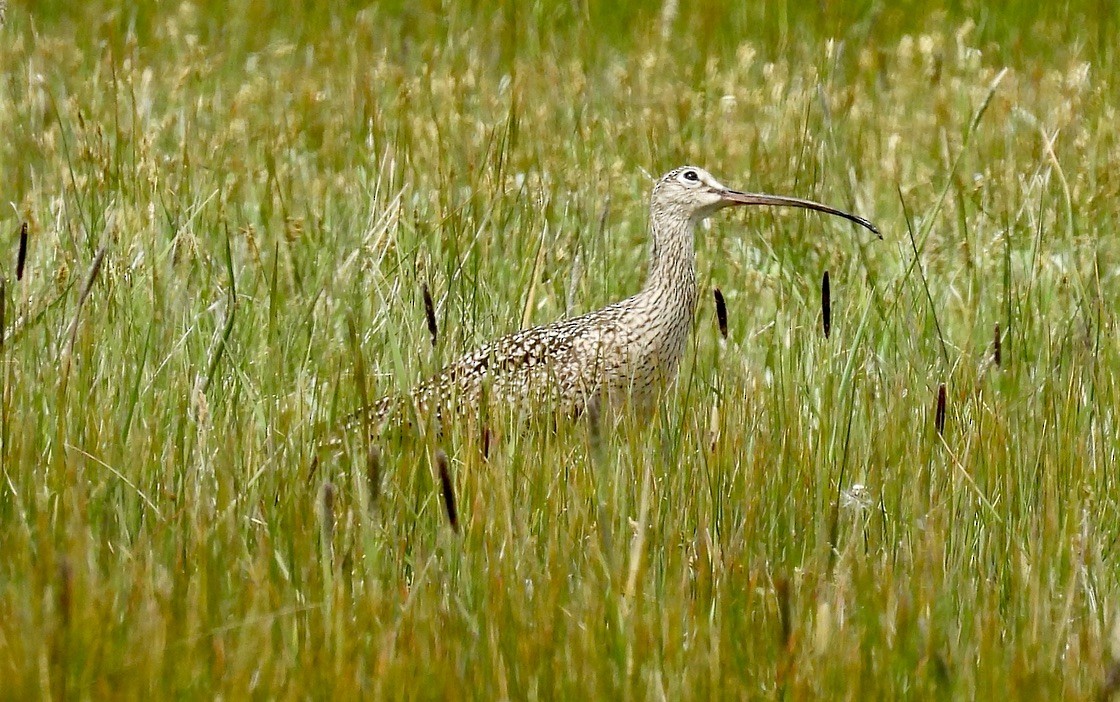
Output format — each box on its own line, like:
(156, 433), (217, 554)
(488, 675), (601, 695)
(349, 166), (878, 433)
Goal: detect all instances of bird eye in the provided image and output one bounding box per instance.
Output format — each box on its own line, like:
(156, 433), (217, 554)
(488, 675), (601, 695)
(683, 170), (699, 182)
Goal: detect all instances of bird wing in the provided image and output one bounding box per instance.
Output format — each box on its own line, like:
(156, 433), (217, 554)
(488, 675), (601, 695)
(336, 302), (633, 440)
(416, 304), (631, 417)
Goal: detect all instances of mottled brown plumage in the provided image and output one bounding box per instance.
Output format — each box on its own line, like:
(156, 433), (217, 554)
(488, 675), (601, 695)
(349, 166), (878, 433)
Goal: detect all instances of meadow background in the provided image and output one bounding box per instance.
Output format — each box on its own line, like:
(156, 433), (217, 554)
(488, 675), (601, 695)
(2, 0), (1120, 698)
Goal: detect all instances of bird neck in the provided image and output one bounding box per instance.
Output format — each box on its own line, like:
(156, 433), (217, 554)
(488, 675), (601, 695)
(640, 210), (698, 311)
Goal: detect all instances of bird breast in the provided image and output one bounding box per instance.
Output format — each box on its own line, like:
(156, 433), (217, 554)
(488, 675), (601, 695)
(596, 281), (698, 402)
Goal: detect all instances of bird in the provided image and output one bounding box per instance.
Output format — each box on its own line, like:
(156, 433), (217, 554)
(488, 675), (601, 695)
(345, 166), (879, 435)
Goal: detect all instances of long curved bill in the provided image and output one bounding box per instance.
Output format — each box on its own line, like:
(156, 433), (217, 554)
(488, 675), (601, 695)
(722, 189), (880, 238)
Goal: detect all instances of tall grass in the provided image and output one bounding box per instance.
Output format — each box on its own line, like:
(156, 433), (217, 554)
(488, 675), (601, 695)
(1, 0), (1119, 697)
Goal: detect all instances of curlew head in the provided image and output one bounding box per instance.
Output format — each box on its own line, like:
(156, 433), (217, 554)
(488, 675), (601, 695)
(653, 166), (880, 237)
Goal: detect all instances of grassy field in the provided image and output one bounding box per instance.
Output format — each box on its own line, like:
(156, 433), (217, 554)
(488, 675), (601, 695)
(3, 0), (1120, 698)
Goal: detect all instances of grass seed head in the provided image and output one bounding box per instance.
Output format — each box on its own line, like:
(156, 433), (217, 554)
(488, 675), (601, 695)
(57, 557), (73, 629)
(423, 282), (438, 348)
(320, 481), (337, 546)
(822, 270), (831, 339)
(1101, 662), (1120, 702)
(16, 222), (27, 281)
(713, 287), (728, 339)
(775, 575), (792, 648)
(936, 383), (947, 436)
(436, 449), (459, 533)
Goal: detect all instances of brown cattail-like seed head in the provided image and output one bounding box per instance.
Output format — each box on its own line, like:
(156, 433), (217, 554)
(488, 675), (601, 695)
(775, 575), (791, 648)
(320, 481), (337, 545)
(58, 557), (73, 629)
(993, 323), (1001, 367)
(822, 271), (831, 339)
(1102, 659), (1120, 701)
(16, 222), (27, 281)
(935, 383), (947, 436)
(366, 445), (381, 509)
(713, 287), (728, 339)
(435, 449), (459, 533)
(422, 283), (438, 348)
